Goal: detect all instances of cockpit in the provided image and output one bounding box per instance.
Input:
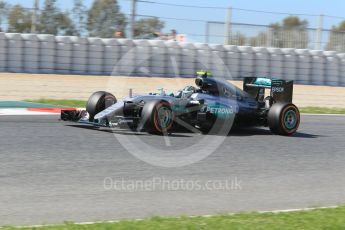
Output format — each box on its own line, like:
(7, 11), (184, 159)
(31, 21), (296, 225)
(194, 71), (249, 99)
(159, 71), (250, 99)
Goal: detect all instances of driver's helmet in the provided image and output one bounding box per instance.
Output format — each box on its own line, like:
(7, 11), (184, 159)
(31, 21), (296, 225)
(196, 71), (212, 78)
(176, 86), (196, 98)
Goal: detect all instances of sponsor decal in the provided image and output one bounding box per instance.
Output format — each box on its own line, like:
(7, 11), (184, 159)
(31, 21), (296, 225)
(206, 105), (234, 117)
(272, 87), (284, 93)
(271, 80), (285, 93)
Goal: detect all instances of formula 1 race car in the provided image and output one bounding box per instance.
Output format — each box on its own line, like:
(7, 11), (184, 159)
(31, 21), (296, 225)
(61, 72), (300, 136)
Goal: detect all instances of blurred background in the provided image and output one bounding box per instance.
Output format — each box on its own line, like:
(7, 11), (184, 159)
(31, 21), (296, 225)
(1, 0), (345, 51)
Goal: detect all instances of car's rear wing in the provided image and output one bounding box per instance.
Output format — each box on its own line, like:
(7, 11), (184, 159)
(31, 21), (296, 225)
(243, 77), (293, 103)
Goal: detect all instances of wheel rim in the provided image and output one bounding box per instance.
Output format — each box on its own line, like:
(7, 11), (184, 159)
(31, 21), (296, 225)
(157, 106), (173, 129)
(284, 109), (297, 130)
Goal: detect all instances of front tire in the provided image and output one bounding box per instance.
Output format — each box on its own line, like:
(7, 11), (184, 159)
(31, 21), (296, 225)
(86, 91), (117, 121)
(141, 100), (174, 135)
(268, 103), (300, 136)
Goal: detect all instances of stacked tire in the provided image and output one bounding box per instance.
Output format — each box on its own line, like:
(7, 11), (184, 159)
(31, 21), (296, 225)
(238, 46), (254, 78)
(338, 53), (345, 86)
(71, 36), (88, 75)
(149, 40), (167, 77)
(210, 44), (226, 77)
(179, 43), (196, 77)
(6, 33), (23, 72)
(310, 50), (325, 85)
(38, 34), (55, 74)
(282, 48), (297, 81)
(253, 47), (269, 77)
(55, 36), (72, 74)
(103, 38), (120, 75)
(194, 43), (211, 73)
(22, 34), (39, 73)
(0, 32), (6, 72)
(115, 39), (135, 75)
(88, 37), (104, 75)
(295, 49), (311, 84)
(165, 41), (181, 77)
(224, 45), (240, 80)
(324, 51), (340, 86)
(268, 48), (284, 79)
(133, 40), (151, 76)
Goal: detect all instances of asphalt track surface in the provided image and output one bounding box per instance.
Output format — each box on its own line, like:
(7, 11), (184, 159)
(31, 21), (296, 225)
(1, 114), (345, 226)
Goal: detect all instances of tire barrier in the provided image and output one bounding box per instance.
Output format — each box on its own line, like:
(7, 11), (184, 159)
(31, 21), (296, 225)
(324, 51), (340, 86)
(55, 36), (72, 74)
(338, 53), (345, 86)
(238, 46), (255, 78)
(295, 49), (311, 84)
(194, 43), (211, 74)
(253, 47), (269, 78)
(165, 41), (180, 77)
(71, 36), (88, 75)
(0, 33), (6, 72)
(5, 33), (23, 72)
(310, 50), (325, 85)
(133, 39), (150, 76)
(224, 45), (240, 80)
(22, 34), (39, 73)
(282, 48), (297, 82)
(37, 34), (55, 74)
(210, 44), (226, 77)
(149, 40), (166, 77)
(179, 42), (196, 77)
(103, 38), (120, 75)
(0, 32), (344, 86)
(268, 48), (283, 79)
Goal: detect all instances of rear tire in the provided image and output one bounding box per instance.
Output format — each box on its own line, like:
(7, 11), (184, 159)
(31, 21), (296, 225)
(141, 100), (174, 135)
(268, 103), (300, 136)
(86, 91), (117, 121)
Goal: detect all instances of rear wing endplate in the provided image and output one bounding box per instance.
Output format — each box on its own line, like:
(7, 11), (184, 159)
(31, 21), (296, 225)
(243, 77), (293, 103)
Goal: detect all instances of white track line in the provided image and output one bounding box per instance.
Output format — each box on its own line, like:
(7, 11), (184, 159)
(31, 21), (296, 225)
(4, 205), (339, 229)
(0, 109), (58, 116)
(0, 108), (84, 116)
(258, 205), (339, 213)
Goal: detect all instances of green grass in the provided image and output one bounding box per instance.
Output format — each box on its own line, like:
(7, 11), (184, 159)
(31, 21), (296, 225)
(24, 99), (87, 108)
(3, 206), (345, 230)
(299, 107), (345, 114)
(24, 99), (345, 114)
